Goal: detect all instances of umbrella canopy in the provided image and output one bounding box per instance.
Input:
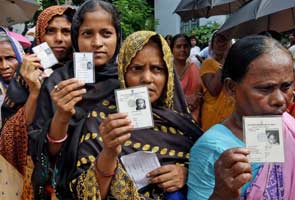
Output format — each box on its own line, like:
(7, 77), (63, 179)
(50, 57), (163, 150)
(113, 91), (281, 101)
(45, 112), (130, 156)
(175, 0), (249, 21)
(0, 0), (39, 26)
(218, 0), (295, 39)
(8, 31), (32, 48)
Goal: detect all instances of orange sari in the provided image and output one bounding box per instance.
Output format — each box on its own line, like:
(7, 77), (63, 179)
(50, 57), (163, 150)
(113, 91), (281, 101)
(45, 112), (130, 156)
(200, 59), (235, 131)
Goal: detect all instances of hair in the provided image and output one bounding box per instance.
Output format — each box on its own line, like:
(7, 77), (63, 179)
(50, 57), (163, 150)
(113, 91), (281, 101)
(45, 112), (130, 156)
(170, 33), (191, 50)
(165, 34), (173, 41)
(189, 35), (197, 41)
(222, 35), (291, 83)
(71, 0), (121, 54)
(0, 32), (11, 43)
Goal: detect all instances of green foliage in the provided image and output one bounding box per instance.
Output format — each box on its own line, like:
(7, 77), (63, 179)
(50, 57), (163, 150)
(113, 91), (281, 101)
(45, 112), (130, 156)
(112, 0), (157, 39)
(187, 22), (220, 48)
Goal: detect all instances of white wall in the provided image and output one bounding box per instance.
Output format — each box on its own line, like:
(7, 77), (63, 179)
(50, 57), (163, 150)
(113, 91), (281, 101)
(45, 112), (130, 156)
(154, 0), (181, 36)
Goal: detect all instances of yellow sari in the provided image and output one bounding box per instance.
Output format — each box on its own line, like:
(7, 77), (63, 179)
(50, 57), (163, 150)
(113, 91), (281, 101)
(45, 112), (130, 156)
(200, 58), (235, 131)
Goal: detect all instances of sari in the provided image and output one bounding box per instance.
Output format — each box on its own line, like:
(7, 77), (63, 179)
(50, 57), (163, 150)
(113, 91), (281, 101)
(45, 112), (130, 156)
(200, 58), (235, 131)
(180, 62), (203, 123)
(69, 31), (203, 199)
(241, 112), (295, 200)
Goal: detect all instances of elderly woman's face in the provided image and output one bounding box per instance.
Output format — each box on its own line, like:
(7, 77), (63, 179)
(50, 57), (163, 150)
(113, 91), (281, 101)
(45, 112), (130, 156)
(78, 8), (117, 67)
(234, 50), (294, 116)
(0, 41), (18, 82)
(125, 42), (167, 104)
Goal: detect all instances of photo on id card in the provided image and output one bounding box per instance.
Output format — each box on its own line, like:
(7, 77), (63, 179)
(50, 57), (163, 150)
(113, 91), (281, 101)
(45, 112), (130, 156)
(73, 52), (94, 83)
(115, 86), (154, 130)
(243, 115), (284, 163)
(32, 42), (58, 69)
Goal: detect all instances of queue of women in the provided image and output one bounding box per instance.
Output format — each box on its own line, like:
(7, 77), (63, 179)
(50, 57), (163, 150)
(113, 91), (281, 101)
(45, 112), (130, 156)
(0, 0), (295, 199)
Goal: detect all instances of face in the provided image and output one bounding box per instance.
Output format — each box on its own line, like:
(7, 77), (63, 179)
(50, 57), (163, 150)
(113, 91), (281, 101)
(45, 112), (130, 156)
(212, 34), (231, 57)
(78, 8), (117, 67)
(232, 50), (294, 117)
(42, 16), (72, 61)
(136, 99), (145, 109)
(125, 42), (167, 104)
(172, 37), (190, 61)
(268, 134), (277, 144)
(0, 41), (18, 82)
(190, 38), (197, 46)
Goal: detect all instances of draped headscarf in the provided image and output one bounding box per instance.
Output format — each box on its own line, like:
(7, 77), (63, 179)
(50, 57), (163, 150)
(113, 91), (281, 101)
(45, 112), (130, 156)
(35, 5), (75, 45)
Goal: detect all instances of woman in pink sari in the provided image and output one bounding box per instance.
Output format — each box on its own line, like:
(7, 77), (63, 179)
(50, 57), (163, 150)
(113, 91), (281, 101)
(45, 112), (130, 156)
(171, 34), (202, 122)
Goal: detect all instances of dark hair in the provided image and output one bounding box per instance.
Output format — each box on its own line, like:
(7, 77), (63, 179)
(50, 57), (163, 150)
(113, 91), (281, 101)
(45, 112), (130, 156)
(189, 35), (197, 41)
(71, 0), (121, 56)
(222, 35), (291, 83)
(165, 34), (173, 41)
(170, 33), (191, 50)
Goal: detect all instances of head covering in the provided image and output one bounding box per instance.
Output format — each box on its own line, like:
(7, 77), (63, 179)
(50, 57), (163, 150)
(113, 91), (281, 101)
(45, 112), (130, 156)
(118, 31), (175, 109)
(35, 5), (75, 45)
(0, 27), (24, 65)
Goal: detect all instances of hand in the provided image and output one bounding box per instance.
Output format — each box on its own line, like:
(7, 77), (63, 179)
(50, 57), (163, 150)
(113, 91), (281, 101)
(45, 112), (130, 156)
(147, 165), (187, 192)
(210, 148), (252, 200)
(51, 78), (86, 122)
(99, 113), (133, 158)
(20, 54), (43, 94)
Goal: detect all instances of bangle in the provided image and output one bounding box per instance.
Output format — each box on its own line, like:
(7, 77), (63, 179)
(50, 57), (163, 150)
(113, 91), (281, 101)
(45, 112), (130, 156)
(94, 158), (117, 177)
(46, 133), (68, 143)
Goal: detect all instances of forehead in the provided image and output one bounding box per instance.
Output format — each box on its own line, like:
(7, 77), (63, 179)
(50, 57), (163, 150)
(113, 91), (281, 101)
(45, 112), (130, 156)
(244, 50), (294, 82)
(131, 42), (163, 61)
(0, 41), (14, 54)
(47, 15), (71, 28)
(80, 8), (113, 28)
(175, 37), (189, 45)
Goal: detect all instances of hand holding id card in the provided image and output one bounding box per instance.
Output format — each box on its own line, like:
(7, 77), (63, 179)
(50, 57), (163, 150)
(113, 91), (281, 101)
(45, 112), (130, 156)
(32, 42), (58, 69)
(243, 116), (284, 163)
(115, 86), (154, 130)
(73, 52), (95, 83)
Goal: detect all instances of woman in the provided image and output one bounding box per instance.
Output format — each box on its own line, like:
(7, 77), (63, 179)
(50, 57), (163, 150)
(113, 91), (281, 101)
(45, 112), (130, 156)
(187, 35), (295, 199)
(200, 32), (233, 131)
(1, 5), (75, 123)
(30, 1), (121, 199)
(171, 34), (202, 122)
(69, 30), (202, 199)
(0, 28), (23, 98)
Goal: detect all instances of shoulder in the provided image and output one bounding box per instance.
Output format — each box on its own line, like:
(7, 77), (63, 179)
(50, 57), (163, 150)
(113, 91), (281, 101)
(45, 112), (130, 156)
(200, 59), (220, 75)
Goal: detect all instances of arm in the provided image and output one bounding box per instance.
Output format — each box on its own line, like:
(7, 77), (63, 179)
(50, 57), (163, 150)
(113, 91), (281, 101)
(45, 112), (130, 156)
(201, 69), (223, 97)
(47, 78), (86, 156)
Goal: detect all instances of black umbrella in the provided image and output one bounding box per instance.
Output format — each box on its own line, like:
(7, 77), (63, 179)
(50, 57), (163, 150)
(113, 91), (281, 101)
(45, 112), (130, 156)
(174, 0), (250, 21)
(218, 0), (295, 38)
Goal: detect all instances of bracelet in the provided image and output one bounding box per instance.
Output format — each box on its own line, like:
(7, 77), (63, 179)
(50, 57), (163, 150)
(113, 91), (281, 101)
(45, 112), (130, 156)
(94, 158), (117, 177)
(46, 133), (68, 143)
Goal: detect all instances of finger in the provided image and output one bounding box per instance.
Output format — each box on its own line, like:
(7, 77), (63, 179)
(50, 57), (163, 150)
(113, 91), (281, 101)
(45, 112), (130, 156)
(217, 148), (250, 168)
(148, 165), (173, 177)
(55, 81), (85, 97)
(231, 173), (252, 190)
(165, 186), (179, 193)
(58, 88), (87, 105)
(104, 132), (131, 148)
(104, 124), (133, 143)
(103, 117), (131, 134)
(103, 113), (129, 125)
(61, 96), (83, 114)
(149, 171), (172, 184)
(229, 162), (252, 178)
(58, 78), (85, 89)
(157, 179), (177, 190)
